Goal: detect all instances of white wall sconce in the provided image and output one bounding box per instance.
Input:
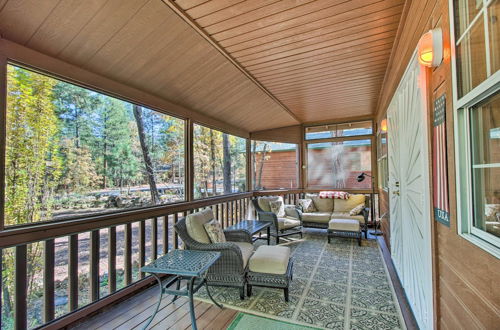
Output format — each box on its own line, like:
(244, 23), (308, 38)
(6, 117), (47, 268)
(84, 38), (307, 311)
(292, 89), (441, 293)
(417, 28), (443, 67)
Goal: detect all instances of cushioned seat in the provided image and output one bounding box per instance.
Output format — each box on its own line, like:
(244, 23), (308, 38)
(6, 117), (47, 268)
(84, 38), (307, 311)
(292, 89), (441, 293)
(249, 245), (291, 275)
(301, 212), (332, 222)
(330, 212), (364, 223)
(329, 219), (360, 231)
(277, 217), (301, 230)
(232, 242), (254, 268)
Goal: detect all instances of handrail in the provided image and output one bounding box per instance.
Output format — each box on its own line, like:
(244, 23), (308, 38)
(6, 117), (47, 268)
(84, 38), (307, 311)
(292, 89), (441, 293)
(0, 192), (252, 249)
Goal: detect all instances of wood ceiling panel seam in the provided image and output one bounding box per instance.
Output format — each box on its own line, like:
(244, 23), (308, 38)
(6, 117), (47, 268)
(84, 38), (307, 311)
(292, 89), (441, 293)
(258, 57), (390, 85)
(269, 73), (387, 95)
(161, 0), (301, 124)
(186, 0), (247, 19)
(284, 93), (381, 106)
(201, 0), (322, 33)
(236, 21), (400, 66)
(264, 67), (389, 92)
(83, 0), (168, 68)
(277, 84), (383, 100)
(250, 41), (394, 75)
(207, 0), (349, 40)
(254, 50), (392, 81)
(220, 0), (401, 51)
(228, 6), (403, 57)
(25, 0), (108, 56)
(57, 0), (151, 65)
(175, 0), (211, 11)
(243, 29), (398, 70)
(193, 0), (283, 25)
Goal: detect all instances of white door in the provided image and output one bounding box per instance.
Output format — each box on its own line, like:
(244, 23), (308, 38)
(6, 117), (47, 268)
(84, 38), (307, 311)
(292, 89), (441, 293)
(387, 53), (434, 330)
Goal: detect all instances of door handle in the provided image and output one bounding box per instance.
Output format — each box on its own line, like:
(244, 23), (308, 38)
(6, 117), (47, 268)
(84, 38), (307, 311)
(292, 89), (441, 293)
(393, 190), (400, 196)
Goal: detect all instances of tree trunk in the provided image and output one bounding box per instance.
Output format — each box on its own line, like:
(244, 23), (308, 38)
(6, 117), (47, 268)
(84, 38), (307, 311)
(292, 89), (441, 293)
(222, 133), (231, 194)
(209, 130), (217, 196)
(133, 105), (160, 204)
(257, 143), (268, 190)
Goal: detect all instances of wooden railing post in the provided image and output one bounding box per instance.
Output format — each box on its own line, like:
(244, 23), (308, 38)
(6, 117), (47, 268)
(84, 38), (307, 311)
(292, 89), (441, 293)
(90, 230), (100, 302)
(163, 215), (169, 255)
(15, 245), (27, 330)
(124, 224), (132, 286)
(68, 234), (78, 311)
(152, 217), (158, 260)
(139, 220), (145, 278)
(108, 226), (116, 294)
(44, 239), (55, 323)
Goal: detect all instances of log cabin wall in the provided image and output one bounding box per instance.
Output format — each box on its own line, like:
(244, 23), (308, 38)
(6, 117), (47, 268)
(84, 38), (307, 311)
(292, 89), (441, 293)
(376, 0), (500, 328)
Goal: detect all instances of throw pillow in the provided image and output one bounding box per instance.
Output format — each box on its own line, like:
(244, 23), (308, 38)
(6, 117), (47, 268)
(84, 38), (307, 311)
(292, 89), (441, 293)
(270, 200), (286, 217)
(298, 198), (316, 212)
(203, 220), (226, 243)
(319, 191), (350, 199)
(349, 203), (365, 216)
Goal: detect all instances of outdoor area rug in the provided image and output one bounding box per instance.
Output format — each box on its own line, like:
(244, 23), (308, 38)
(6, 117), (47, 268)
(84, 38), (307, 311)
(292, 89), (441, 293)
(227, 312), (321, 330)
(195, 229), (406, 330)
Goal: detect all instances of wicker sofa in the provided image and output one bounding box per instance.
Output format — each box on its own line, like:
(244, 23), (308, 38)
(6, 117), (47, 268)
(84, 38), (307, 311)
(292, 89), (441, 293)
(297, 193), (369, 238)
(174, 208), (253, 299)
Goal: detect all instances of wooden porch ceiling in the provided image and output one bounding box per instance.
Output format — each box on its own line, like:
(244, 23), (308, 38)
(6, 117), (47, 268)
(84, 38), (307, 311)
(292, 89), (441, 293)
(167, 0), (405, 123)
(0, 0), (404, 131)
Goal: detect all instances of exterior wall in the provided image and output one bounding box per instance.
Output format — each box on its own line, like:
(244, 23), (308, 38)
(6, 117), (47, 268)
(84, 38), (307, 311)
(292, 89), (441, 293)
(376, 0), (500, 328)
(254, 150), (298, 189)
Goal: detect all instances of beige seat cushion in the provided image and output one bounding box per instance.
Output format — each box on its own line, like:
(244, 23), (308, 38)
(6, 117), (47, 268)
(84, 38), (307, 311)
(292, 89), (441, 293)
(334, 194), (366, 212)
(186, 208), (214, 244)
(232, 242), (254, 268)
(301, 212), (332, 223)
(306, 193), (334, 212)
(331, 212), (364, 223)
(257, 196), (282, 212)
(249, 245), (291, 275)
(329, 219), (360, 231)
(277, 217), (301, 230)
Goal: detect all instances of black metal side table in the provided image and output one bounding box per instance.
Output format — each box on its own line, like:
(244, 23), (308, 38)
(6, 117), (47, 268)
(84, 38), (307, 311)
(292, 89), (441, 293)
(141, 250), (223, 330)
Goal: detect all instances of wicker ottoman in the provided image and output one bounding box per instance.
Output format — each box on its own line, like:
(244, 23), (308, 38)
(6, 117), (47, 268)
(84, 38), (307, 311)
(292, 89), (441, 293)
(328, 219), (362, 246)
(247, 245), (293, 302)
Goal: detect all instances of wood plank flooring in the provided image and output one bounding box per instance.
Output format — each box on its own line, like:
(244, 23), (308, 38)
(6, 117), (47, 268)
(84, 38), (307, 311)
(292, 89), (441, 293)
(69, 284), (237, 330)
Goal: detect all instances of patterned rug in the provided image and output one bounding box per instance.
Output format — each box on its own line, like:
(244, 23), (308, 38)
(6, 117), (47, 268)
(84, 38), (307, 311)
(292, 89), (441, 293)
(227, 312), (320, 329)
(195, 229), (406, 330)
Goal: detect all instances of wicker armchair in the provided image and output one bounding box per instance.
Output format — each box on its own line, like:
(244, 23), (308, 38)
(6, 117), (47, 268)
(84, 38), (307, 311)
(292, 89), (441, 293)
(174, 217), (253, 299)
(252, 197), (303, 244)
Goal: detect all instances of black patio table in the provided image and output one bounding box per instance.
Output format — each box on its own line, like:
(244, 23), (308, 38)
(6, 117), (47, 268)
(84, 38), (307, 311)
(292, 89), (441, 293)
(225, 220), (272, 245)
(140, 249), (223, 330)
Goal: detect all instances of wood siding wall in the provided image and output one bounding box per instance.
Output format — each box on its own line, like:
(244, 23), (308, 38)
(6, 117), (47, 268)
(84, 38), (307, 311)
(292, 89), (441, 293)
(376, 0), (500, 329)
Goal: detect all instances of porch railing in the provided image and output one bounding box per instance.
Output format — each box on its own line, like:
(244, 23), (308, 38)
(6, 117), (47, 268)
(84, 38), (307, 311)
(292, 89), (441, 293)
(0, 189), (373, 330)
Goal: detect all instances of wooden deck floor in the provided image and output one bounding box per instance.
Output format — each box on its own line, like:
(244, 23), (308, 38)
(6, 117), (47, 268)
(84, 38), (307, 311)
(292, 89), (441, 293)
(70, 284), (237, 330)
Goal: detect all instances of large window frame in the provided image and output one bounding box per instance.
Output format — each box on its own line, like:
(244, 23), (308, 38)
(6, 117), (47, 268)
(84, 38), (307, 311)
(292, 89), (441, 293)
(449, 0), (500, 257)
(0, 61), (251, 230)
(303, 120), (377, 192)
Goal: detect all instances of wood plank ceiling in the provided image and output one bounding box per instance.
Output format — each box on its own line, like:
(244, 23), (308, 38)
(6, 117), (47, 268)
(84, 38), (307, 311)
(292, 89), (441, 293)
(0, 0), (298, 132)
(168, 0), (405, 123)
(0, 0), (404, 130)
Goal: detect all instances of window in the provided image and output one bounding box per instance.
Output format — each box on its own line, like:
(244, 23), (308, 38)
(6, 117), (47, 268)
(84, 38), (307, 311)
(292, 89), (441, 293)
(452, 0), (500, 256)
(305, 120), (372, 140)
(306, 139), (372, 189)
(251, 141), (299, 190)
(193, 124), (247, 199)
(377, 125), (389, 191)
(470, 93), (500, 240)
(4, 64), (185, 225)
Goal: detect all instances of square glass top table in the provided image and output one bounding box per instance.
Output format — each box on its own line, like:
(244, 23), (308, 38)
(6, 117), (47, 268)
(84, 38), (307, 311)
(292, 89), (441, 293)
(141, 250), (222, 330)
(225, 220), (272, 245)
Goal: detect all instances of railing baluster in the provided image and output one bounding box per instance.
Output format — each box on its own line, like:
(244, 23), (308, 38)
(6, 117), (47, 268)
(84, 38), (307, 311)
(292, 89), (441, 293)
(175, 213), (181, 249)
(139, 220), (145, 278)
(124, 223), (132, 286)
(224, 203), (229, 228)
(44, 239), (55, 323)
(163, 215), (169, 255)
(15, 244), (27, 330)
(152, 217), (158, 260)
(68, 234), (78, 311)
(90, 230), (99, 302)
(108, 226), (116, 294)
